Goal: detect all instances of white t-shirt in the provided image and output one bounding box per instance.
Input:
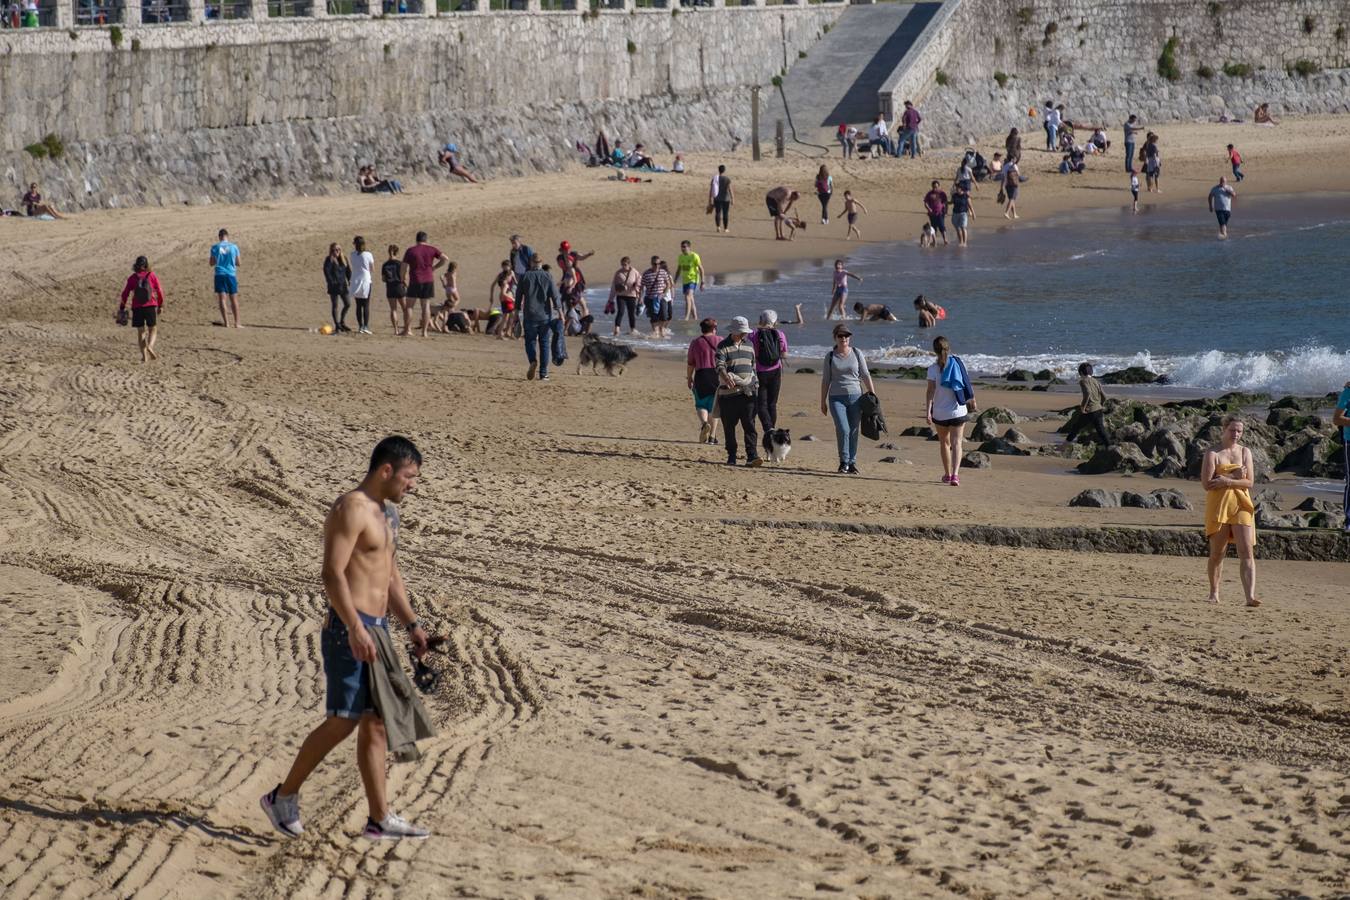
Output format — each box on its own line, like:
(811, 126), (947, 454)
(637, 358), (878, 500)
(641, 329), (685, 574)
(927, 362), (968, 421)
(349, 250), (375, 298)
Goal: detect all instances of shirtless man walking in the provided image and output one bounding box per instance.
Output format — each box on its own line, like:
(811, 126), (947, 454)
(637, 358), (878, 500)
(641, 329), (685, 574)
(260, 436), (433, 841)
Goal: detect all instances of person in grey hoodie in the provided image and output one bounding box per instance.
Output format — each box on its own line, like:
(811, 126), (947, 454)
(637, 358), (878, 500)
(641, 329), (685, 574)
(515, 254), (561, 381)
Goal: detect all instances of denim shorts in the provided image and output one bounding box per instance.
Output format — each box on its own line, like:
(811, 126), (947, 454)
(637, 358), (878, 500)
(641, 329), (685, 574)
(213, 273), (238, 295)
(952, 212), (969, 230)
(321, 610), (388, 720)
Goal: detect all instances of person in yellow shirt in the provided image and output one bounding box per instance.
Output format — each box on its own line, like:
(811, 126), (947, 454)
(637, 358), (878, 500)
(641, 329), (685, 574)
(1200, 417), (1258, 607)
(676, 240), (705, 321)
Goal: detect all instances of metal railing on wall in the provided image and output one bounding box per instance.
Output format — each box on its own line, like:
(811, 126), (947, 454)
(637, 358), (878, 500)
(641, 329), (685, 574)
(141, 0), (189, 21)
(205, 0), (251, 17)
(1, 0), (57, 26)
(1, 0), (838, 27)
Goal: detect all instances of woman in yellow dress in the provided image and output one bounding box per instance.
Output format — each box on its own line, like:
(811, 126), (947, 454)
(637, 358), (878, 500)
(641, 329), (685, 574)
(1200, 417), (1258, 606)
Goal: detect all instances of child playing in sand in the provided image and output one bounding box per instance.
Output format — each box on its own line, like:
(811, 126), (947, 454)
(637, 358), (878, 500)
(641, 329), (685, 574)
(826, 259), (863, 320)
(1129, 168), (1140, 214)
(842, 191), (868, 240)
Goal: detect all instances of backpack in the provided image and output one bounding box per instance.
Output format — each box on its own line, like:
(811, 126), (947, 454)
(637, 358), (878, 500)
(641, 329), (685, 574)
(755, 329), (782, 367)
(133, 273), (152, 305)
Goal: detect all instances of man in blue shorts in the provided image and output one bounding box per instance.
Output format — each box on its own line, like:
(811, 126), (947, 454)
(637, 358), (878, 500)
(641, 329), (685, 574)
(1208, 177), (1235, 239)
(210, 228), (242, 328)
(260, 436), (435, 841)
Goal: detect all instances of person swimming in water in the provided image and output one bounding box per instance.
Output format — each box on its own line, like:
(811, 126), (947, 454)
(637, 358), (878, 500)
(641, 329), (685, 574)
(914, 295), (940, 327)
(853, 302), (897, 322)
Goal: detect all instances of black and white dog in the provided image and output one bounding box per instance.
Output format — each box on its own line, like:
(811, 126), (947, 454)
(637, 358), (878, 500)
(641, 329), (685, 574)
(576, 334), (638, 376)
(761, 428), (791, 463)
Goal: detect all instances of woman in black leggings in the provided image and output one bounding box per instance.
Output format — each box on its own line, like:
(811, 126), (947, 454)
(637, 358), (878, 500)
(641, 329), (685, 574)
(609, 256), (641, 335)
(323, 243), (351, 333)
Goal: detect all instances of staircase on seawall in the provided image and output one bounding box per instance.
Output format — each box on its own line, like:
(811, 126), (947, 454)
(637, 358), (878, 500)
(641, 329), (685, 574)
(762, 1), (942, 148)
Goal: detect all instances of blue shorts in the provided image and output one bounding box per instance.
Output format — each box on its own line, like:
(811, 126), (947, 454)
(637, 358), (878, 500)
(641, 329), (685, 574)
(693, 389), (716, 412)
(1215, 210), (1231, 227)
(321, 610), (388, 720)
(683, 282), (698, 294)
(214, 273), (238, 295)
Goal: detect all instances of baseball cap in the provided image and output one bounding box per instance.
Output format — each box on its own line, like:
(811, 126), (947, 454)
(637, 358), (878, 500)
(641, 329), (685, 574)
(832, 323), (853, 337)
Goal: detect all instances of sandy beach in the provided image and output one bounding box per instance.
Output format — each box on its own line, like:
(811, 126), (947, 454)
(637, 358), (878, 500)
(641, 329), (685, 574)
(1, 117), (1348, 898)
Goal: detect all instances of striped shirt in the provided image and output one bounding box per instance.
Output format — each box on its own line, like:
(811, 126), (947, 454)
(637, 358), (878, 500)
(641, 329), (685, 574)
(714, 335), (756, 396)
(640, 267), (672, 299)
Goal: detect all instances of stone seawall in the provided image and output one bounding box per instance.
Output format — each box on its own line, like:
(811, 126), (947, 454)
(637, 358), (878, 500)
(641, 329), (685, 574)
(880, 0), (1350, 147)
(1, 7), (842, 208)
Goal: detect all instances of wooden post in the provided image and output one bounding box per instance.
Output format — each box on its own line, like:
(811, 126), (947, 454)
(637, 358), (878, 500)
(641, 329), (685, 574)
(775, 119), (784, 158)
(751, 86), (761, 162)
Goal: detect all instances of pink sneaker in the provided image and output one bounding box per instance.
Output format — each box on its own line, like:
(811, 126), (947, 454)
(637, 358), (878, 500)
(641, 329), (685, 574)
(950, 475), (960, 487)
(940, 474), (952, 484)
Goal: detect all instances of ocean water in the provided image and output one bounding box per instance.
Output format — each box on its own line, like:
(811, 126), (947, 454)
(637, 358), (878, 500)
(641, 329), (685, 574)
(616, 192), (1350, 395)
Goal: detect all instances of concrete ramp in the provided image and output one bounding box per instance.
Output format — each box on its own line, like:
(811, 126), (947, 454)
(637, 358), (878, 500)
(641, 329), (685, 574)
(764, 2), (941, 143)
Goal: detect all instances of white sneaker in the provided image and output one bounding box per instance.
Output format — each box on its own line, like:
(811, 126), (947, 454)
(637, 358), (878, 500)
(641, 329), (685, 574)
(363, 812), (430, 840)
(260, 785), (303, 838)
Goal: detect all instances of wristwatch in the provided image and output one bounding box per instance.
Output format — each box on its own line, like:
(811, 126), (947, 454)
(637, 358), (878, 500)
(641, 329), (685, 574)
(405, 619), (423, 633)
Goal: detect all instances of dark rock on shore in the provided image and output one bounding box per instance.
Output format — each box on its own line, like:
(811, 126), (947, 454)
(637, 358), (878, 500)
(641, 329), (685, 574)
(900, 425), (936, 439)
(1068, 487), (1192, 511)
(961, 451), (991, 469)
(1069, 488), (1119, 508)
(886, 366), (929, 379)
(1034, 369), (1056, 381)
(1077, 443), (1151, 475)
(1099, 366), (1162, 385)
(1005, 369), (1035, 382)
(979, 438), (1031, 456)
(795, 367), (816, 375)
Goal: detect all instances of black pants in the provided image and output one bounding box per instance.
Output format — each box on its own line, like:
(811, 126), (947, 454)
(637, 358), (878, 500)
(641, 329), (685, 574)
(1342, 438), (1350, 528)
(756, 368), (781, 432)
(818, 191), (831, 220)
(719, 392), (758, 463)
(614, 296), (638, 331)
(354, 296), (370, 329)
(713, 200), (730, 229)
(330, 292), (349, 327)
(927, 212), (946, 236)
(1087, 410), (1110, 446)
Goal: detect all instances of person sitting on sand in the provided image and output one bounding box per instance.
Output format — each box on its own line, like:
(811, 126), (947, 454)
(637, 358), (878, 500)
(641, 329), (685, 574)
(21, 182), (64, 219)
(914, 294), (942, 328)
(853, 301), (896, 322)
(1201, 416), (1258, 607)
(1253, 103), (1279, 125)
(438, 143), (481, 183)
(1089, 127), (1109, 153)
(628, 144), (656, 170)
(369, 165), (403, 194)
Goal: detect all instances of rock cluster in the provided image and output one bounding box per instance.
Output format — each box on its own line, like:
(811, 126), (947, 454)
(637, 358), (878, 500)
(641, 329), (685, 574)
(1061, 392), (1344, 481)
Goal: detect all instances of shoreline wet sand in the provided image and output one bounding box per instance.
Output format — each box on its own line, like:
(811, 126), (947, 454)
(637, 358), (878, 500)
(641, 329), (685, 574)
(0, 116), (1347, 897)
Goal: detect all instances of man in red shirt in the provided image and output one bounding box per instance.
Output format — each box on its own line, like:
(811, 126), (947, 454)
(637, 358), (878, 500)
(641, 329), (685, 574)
(922, 181), (950, 246)
(400, 231), (447, 338)
(1227, 143), (1245, 182)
